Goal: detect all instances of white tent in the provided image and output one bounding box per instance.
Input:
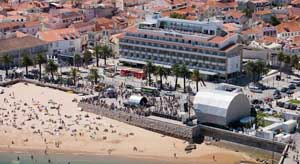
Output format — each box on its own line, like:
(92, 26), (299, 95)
(127, 95), (147, 106)
(193, 89), (251, 126)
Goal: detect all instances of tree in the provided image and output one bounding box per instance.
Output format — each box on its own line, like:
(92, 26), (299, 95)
(284, 55), (291, 68)
(83, 50), (92, 66)
(179, 64), (190, 93)
(70, 67), (79, 86)
(1, 54), (12, 77)
(144, 61), (155, 86)
(291, 55), (299, 69)
(242, 8), (254, 18)
(245, 61), (256, 82)
(89, 68), (100, 84)
(245, 61), (268, 82)
(100, 45), (113, 66)
(277, 52), (285, 76)
(191, 70), (205, 92)
(21, 53), (33, 76)
(270, 16), (281, 26)
(169, 12), (187, 19)
(45, 59), (58, 80)
(94, 45), (101, 67)
(171, 64), (181, 90)
(74, 54), (81, 67)
(35, 53), (47, 81)
(154, 66), (168, 90)
(256, 61), (269, 81)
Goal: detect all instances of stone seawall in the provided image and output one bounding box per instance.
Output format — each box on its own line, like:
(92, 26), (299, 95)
(79, 103), (287, 153)
(79, 103), (200, 140)
(198, 124), (286, 153)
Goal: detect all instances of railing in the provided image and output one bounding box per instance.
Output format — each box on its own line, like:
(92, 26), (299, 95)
(278, 144), (289, 164)
(0, 78), (90, 95)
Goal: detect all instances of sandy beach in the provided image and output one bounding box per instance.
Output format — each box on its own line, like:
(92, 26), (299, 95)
(0, 82), (256, 164)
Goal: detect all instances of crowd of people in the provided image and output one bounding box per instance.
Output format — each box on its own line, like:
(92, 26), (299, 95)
(81, 81), (185, 120)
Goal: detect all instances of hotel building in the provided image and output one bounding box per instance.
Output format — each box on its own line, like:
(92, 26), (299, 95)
(119, 13), (242, 79)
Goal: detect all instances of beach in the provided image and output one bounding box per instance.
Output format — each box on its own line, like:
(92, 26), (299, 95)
(0, 82), (256, 164)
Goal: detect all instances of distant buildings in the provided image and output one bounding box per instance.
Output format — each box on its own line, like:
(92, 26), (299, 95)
(119, 13), (242, 79)
(46, 11), (84, 29)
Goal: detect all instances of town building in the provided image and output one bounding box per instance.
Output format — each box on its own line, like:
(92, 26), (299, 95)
(276, 21), (300, 39)
(0, 35), (48, 68)
(119, 13), (243, 79)
(36, 28), (81, 64)
(46, 10), (84, 29)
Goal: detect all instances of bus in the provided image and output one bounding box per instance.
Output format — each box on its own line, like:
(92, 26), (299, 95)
(141, 86), (160, 96)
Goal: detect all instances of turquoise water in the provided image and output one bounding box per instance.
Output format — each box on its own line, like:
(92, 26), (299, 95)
(0, 152), (174, 164)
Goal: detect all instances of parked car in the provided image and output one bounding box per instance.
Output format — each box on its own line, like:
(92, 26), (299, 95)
(290, 81), (300, 87)
(288, 84), (296, 90)
(249, 83), (266, 90)
(280, 87), (288, 93)
(251, 99), (263, 104)
(273, 90), (280, 96)
(264, 97), (273, 102)
(250, 88), (263, 93)
(284, 102), (291, 109)
(287, 89), (294, 95)
(125, 84), (134, 89)
(290, 104), (297, 110)
(273, 94), (282, 99)
(276, 101), (284, 107)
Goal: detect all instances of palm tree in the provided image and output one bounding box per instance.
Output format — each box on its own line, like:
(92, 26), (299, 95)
(245, 61), (256, 82)
(144, 61), (155, 86)
(256, 61), (269, 81)
(191, 70), (205, 92)
(35, 53), (47, 81)
(89, 68), (100, 84)
(154, 66), (168, 90)
(83, 50), (92, 66)
(45, 59), (58, 80)
(277, 52), (285, 76)
(94, 45), (101, 67)
(291, 55), (299, 69)
(245, 61), (268, 82)
(171, 64), (180, 90)
(74, 54), (81, 67)
(179, 64), (190, 93)
(70, 68), (78, 86)
(100, 45), (113, 66)
(284, 55), (291, 67)
(21, 53), (33, 76)
(1, 54), (12, 77)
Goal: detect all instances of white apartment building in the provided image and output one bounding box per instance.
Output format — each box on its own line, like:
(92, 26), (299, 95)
(119, 13), (242, 79)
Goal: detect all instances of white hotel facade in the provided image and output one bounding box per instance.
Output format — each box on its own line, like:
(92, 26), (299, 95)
(119, 13), (242, 79)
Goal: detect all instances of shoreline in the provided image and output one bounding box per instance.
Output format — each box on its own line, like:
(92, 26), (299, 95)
(0, 145), (222, 164)
(0, 146), (176, 161)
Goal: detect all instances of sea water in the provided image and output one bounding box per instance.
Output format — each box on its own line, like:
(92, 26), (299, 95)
(0, 152), (174, 164)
